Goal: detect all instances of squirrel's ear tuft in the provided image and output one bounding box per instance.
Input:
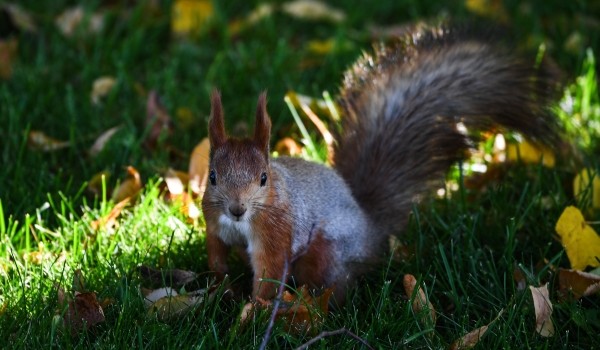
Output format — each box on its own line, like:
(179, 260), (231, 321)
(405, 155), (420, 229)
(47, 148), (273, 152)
(209, 89), (227, 149)
(254, 92), (271, 157)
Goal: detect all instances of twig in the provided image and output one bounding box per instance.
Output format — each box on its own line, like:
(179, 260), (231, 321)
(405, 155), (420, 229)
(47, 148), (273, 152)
(294, 327), (374, 350)
(258, 257), (289, 350)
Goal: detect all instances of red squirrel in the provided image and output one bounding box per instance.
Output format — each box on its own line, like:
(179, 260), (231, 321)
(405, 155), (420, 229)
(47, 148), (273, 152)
(201, 26), (561, 304)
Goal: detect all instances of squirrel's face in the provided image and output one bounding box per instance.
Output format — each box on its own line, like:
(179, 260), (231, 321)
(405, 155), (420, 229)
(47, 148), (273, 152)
(202, 90), (272, 225)
(205, 139), (271, 223)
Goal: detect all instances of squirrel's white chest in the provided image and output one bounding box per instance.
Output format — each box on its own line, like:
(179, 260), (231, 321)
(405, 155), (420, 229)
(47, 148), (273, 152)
(217, 214), (255, 251)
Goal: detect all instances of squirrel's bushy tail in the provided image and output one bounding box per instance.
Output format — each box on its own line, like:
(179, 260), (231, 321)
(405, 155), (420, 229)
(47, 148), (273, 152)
(333, 26), (561, 235)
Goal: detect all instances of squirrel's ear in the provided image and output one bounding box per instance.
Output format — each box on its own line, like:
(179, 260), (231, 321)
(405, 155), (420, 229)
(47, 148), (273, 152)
(209, 89), (227, 149)
(254, 92), (271, 157)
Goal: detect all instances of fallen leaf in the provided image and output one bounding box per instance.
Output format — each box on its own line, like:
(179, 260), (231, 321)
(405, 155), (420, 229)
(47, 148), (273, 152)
(529, 284), (554, 337)
(171, 0), (213, 36)
(56, 6), (104, 38)
(142, 287), (178, 307)
(558, 268), (600, 300)
(241, 286), (333, 334)
(164, 169), (188, 197)
(143, 287), (208, 322)
(89, 125), (122, 157)
(3, 4), (37, 32)
(465, 0), (508, 21)
(57, 285), (106, 334)
(449, 325), (489, 350)
(506, 139), (555, 167)
(144, 90), (173, 151)
(274, 137), (303, 156)
(555, 206), (600, 270)
(513, 265), (527, 291)
(90, 76), (116, 105)
(91, 197), (130, 231)
(27, 130), (70, 152)
(403, 274), (436, 327)
(282, 0), (345, 23)
(573, 169), (600, 209)
(0, 37), (18, 80)
(188, 138), (210, 196)
(22, 242), (53, 265)
(87, 171), (111, 196)
(111, 166), (142, 202)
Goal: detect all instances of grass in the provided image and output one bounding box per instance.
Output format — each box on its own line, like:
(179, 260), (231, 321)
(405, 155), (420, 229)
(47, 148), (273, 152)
(1, 0), (600, 348)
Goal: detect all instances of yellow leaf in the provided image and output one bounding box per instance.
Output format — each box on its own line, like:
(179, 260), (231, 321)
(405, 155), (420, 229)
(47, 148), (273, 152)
(529, 284), (554, 337)
(555, 206), (600, 270)
(27, 130), (70, 152)
(111, 166), (142, 202)
(573, 169), (600, 209)
(91, 76), (116, 105)
(188, 138), (210, 196)
(171, 0), (213, 36)
(506, 139), (555, 167)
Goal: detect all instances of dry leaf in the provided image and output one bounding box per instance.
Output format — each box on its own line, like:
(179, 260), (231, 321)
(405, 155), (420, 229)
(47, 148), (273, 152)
(0, 37), (18, 80)
(144, 90), (173, 151)
(171, 0), (213, 36)
(558, 268), (600, 300)
(555, 206), (600, 270)
(274, 137), (303, 156)
(22, 243), (53, 265)
(506, 140), (555, 167)
(3, 4), (37, 32)
(91, 197), (130, 231)
(89, 125), (122, 157)
(513, 265), (527, 291)
(403, 274), (436, 327)
(57, 285), (106, 334)
(144, 287), (207, 322)
(242, 286), (333, 334)
(87, 171), (111, 196)
(91, 76), (116, 105)
(188, 138), (210, 196)
(27, 130), (70, 152)
(529, 284), (554, 337)
(449, 325), (489, 350)
(111, 166), (142, 202)
(573, 169), (600, 209)
(56, 6), (104, 37)
(282, 0), (345, 23)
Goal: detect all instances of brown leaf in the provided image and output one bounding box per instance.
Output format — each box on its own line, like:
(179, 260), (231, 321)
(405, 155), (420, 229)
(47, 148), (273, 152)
(27, 130), (70, 152)
(0, 37), (18, 80)
(91, 197), (130, 231)
(89, 125), (122, 157)
(403, 274), (436, 327)
(111, 166), (142, 202)
(164, 168), (187, 196)
(243, 286), (333, 335)
(144, 90), (173, 151)
(188, 138), (210, 196)
(529, 284), (554, 337)
(558, 268), (600, 300)
(58, 286), (105, 334)
(449, 325), (490, 350)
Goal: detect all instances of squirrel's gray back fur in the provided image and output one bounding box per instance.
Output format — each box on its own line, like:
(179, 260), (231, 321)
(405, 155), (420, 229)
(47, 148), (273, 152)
(334, 26), (561, 238)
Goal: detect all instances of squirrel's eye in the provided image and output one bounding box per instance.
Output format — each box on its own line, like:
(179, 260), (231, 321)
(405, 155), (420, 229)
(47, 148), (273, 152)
(260, 172), (267, 186)
(209, 170), (216, 186)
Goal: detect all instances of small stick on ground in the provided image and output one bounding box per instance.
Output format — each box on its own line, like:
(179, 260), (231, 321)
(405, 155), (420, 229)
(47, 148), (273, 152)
(294, 327), (374, 350)
(258, 257), (289, 350)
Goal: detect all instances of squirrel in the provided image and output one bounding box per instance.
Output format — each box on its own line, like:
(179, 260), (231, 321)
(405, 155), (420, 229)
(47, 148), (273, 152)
(201, 25), (561, 304)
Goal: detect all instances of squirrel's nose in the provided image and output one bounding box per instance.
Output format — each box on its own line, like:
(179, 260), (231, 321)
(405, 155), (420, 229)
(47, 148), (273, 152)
(228, 203), (247, 218)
